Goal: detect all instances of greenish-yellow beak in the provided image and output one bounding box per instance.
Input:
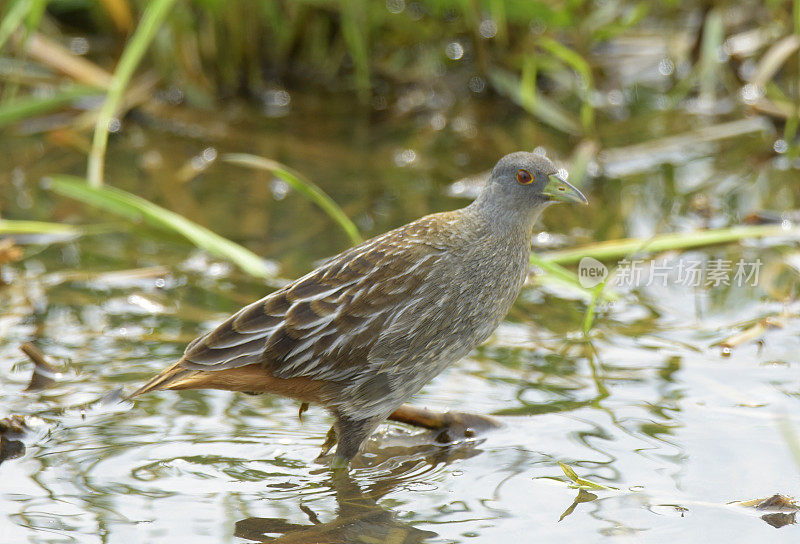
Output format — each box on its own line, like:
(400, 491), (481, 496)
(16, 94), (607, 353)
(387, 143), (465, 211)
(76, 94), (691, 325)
(543, 174), (588, 205)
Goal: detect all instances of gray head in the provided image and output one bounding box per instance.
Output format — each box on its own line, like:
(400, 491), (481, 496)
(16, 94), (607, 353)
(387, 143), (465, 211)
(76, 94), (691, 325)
(471, 151), (587, 230)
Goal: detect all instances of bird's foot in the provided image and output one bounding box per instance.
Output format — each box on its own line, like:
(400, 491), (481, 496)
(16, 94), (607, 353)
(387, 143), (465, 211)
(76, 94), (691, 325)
(317, 427), (351, 470)
(298, 402), (309, 422)
(318, 425), (337, 457)
(329, 455), (349, 470)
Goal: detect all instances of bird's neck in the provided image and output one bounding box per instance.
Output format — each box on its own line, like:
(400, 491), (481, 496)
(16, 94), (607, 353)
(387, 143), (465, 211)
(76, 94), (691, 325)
(465, 195), (548, 243)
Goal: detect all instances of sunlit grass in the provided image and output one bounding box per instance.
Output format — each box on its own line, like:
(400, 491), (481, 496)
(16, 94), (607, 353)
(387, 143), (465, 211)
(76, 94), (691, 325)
(46, 175), (274, 278)
(87, 0), (176, 187)
(222, 153), (362, 245)
(539, 225), (800, 265)
(558, 462), (618, 491)
(0, 0), (36, 52)
(0, 85), (102, 129)
(0, 219), (82, 236)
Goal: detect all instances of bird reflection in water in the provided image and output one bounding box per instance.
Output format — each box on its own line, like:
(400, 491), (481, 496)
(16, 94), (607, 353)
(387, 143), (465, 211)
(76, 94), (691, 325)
(235, 421), (493, 544)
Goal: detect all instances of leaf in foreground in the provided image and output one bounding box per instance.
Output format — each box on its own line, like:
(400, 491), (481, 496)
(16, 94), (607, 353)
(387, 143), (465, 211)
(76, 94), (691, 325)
(0, 219), (82, 236)
(46, 176), (273, 278)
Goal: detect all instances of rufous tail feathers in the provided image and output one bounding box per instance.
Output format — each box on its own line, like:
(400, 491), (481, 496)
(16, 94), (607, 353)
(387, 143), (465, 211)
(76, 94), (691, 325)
(125, 363), (198, 400)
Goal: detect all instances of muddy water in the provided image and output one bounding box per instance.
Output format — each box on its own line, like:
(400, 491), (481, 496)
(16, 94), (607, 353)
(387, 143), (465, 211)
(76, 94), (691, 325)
(2, 58), (800, 543)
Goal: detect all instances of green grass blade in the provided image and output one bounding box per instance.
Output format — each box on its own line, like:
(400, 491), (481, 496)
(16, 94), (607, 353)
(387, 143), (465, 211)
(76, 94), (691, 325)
(340, 0), (370, 100)
(520, 56), (537, 106)
(0, 219), (82, 235)
(698, 10), (724, 103)
(0, 0), (32, 52)
(46, 175), (273, 278)
(537, 37), (593, 87)
(540, 225), (800, 265)
(0, 85), (102, 129)
(488, 68), (582, 135)
(559, 462), (618, 491)
(530, 253), (617, 301)
(223, 153), (362, 245)
(582, 283), (605, 334)
(537, 37), (595, 133)
(87, 0), (176, 187)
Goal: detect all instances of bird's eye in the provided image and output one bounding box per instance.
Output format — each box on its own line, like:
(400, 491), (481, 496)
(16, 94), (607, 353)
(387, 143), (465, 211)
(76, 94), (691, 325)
(516, 169), (533, 185)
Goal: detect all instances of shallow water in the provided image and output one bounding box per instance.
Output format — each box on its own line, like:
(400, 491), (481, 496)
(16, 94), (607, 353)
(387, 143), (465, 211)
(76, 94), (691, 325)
(3, 44), (800, 543)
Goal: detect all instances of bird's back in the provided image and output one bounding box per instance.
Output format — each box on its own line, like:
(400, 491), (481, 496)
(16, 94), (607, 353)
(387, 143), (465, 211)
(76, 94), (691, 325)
(140, 207), (530, 417)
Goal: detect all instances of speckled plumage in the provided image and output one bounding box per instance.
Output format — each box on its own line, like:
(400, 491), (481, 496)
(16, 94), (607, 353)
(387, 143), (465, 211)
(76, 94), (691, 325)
(130, 151), (586, 464)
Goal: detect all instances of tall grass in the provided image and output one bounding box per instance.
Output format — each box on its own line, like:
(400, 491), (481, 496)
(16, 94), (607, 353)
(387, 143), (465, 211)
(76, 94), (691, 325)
(4, 0), (799, 290)
(2, 0), (637, 125)
(87, 0), (176, 187)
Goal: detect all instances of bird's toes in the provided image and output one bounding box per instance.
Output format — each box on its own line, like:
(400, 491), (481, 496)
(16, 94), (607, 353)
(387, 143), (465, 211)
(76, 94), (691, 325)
(317, 425), (337, 457)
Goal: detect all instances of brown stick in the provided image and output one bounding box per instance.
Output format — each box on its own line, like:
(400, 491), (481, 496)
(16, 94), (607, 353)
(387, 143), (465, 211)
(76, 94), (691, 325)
(20, 343), (57, 391)
(20, 343), (56, 373)
(21, 33), (113, 88)
(387, 404), (502, 433)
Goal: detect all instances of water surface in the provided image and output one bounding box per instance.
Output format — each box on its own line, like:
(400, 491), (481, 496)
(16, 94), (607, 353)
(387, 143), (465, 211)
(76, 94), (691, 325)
(2, 45), (800, 543)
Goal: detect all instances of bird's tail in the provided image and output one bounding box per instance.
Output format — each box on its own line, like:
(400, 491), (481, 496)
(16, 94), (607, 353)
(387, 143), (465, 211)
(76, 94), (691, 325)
(125, 362), (198, 401)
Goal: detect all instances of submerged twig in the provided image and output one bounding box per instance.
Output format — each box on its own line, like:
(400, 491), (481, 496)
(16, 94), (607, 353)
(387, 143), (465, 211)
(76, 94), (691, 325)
(21, 33), (113, 88)
(20, 342), (58, 391)
(718, 316), (786, 352)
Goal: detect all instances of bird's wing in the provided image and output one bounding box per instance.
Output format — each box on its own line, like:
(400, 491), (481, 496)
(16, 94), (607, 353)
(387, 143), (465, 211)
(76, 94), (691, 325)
(178, 215), (453, 381)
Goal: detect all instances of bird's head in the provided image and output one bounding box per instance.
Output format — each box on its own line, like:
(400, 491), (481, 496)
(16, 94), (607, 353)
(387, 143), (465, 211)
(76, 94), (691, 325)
(472, 151), (587, 229)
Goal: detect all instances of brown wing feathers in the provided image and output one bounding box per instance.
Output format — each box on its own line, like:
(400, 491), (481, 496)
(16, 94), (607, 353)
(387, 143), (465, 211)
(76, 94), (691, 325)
(129, 216), (449, 399)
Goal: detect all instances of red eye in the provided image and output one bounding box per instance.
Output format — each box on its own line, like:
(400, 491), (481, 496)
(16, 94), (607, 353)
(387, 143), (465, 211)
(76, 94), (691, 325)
(516, 169), (533, 185)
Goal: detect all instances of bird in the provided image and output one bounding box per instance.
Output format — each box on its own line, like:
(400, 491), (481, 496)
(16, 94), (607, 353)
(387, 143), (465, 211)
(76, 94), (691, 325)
(128, 151), (587, 468)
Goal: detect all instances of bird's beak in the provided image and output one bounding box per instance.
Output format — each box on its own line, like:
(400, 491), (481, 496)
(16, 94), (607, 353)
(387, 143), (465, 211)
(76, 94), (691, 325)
(543, 174), (588, 205)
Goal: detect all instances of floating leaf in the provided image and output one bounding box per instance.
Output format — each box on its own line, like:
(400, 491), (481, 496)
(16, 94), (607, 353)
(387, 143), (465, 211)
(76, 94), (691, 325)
(733, 494), (798, 511)
(559, 462), (618, 491)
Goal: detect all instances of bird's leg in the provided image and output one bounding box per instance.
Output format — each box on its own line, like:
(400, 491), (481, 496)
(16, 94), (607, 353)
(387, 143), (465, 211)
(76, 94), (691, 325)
(319, 408), (502, 468)
(329, 416), (381, 469)
(387, 404), (502, 442)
